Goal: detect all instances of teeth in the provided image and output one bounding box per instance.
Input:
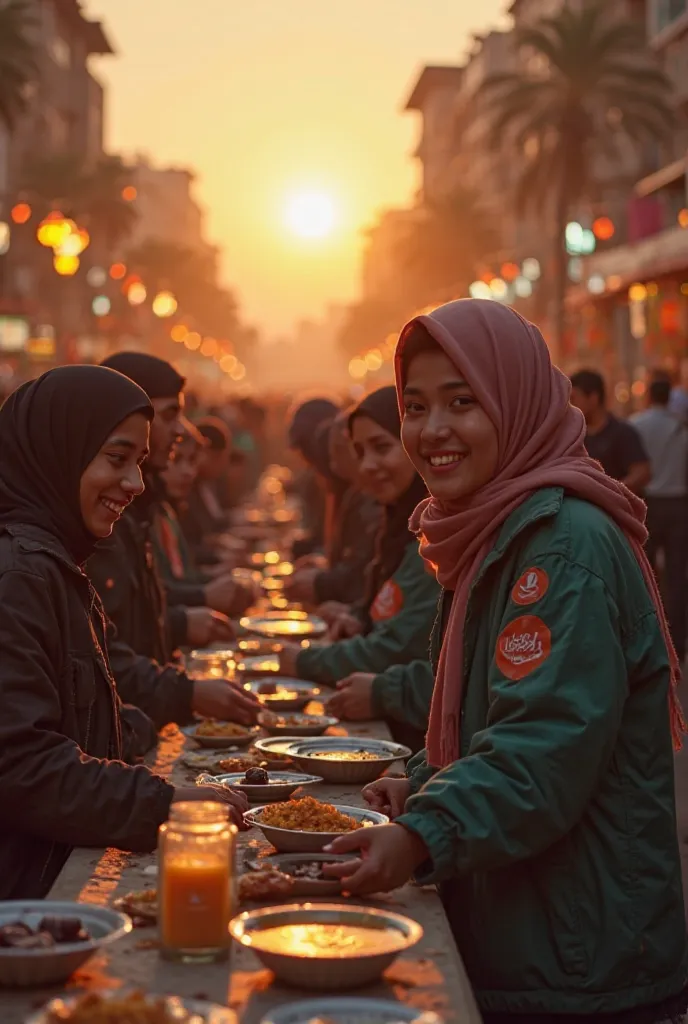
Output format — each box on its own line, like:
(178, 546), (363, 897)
(101, 499), (126, 515)
(429, 454), (464, 467)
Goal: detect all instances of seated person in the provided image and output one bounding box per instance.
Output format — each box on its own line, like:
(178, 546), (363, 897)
(287, 411), (381, 608)
(181, 416), (232, 563)
(287, 397), (339, 559)
(280, 387), (439, 696)
(0, 366), (247, 900)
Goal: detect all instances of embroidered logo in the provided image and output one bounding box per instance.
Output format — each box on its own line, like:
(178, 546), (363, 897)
(496, 615), (551, 680)
(511, 567), (549, 607)
(370, 579), (404, 622)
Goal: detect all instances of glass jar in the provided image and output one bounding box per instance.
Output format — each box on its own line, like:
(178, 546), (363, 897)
(158, 801), (236, 963)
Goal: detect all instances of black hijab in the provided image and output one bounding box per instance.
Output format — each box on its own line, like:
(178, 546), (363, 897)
(348, 386), (428, 615)
(0, 365), (153, 564)
(288, 398), (339, 459)
(101, 352), (185, 399)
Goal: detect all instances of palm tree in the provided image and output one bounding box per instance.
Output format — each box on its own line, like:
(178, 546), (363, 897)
(0, 0), (37, 129)
(395, 185), (499, 308)
(477, 1), (675, 353)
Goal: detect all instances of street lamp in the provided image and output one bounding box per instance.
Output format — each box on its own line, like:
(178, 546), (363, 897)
(53, 254), (80, 276)
(152, 290), (178, 318)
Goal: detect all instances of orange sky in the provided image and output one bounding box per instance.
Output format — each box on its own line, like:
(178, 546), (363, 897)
(85, 1), (507, 336)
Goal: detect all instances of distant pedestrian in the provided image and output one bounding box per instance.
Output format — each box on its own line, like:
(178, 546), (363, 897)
(669, 357), (688, 422)
(570, 369), (650, 494)
(632, 374), (688, 661)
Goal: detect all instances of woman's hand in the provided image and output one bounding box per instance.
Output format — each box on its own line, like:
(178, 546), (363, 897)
(361, 776), (411, 819)
(185, 607), (234, 647)
(322, 824), (428, 895)
(284, 568), (319, 604)
(173, 784), (249, 830)
(328, 673), (375, 720)
(191, 678), (260, 725)
(329, 613), (363, 642)
(317, 601), (351, 626)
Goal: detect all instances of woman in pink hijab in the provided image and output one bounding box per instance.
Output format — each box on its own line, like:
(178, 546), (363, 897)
(327, 300), (687, 1023)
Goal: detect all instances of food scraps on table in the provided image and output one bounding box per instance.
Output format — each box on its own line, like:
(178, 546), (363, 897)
(258, 796), (364, 833)
(238, 869), (294, 902)
(195, 719), (250, 738)
(113, 889), (158, 926)
(43, 990), (202, 1023)
(0, 916), (89, 949)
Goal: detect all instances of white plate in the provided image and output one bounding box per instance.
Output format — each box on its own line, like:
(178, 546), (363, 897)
(244, 803), (389, 853)
(260, 998), (442, 1024)
(26, 992), (236, 1023)
(201, 771), (323, 802)
(180, 723), (259, 749)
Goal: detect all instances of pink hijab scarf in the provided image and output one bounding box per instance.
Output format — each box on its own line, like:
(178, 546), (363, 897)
(394, 299), (684, 768)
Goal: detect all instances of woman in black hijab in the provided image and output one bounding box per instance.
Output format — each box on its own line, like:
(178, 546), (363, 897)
(0, 365), (244, 900)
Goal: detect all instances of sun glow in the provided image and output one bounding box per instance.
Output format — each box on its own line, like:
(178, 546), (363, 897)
(284, 189), (338, 240)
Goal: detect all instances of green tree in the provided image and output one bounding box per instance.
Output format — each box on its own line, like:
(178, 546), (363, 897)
(0, 0), (37, 129)
(395, 186), (498, 308)
(477, 1), (674, 352)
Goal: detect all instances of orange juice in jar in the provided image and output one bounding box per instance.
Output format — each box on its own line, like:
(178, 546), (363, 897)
(158, 801), (236, 962)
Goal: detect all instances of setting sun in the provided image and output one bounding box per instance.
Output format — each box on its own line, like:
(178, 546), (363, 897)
(284, 189), (338, 240)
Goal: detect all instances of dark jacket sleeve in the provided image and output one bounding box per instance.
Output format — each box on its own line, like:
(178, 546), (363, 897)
(0, 570), (174, 851)
(296, 544), (440, 685)
(165, 580), (206, 608)
(106, 621), (195, 730)
(119, 703), (159, 761)
(167, 606), (189, 650)
(371, 659), (434, 731)
(87, 531), (129, 626)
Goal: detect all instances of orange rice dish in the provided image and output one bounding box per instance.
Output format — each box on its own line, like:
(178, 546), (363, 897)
(195, 719), (249, 737)
(259, 796), (364, 833)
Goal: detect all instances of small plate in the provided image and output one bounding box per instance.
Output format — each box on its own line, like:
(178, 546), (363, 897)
(258, 711), (339, 736)
(27, 992), (236, 1023)
(181, 723), (259, 750)
(260, 998), (441, 1024)
(240, 611), (328, 640)
(243, 677), (321, 710)
(244, 852), (350, 897)
(202, 771), (323, 802)
(238, 654), (281, 676)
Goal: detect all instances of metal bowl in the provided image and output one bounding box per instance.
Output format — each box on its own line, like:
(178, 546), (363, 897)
(260, 997), (442, 1024)
(253, 736), (304, 758)
(243, 678), (321, 711)
(244, 852), (351, 897)
(0, 900), (131, 988)
(240, 611), (328, 640)
(244, 804), (389, 853)
(230, 902), (422, 990)
(181, 723), (260, 750)
(238, 654), (281, 677)
(26, 992), (236, 1023)
(257, 712), (338, 737)
(287, 737), (412, 784)
(202, 771), (323, 803)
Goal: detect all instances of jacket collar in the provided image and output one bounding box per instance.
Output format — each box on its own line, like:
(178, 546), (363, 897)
(1, 522), (87, 578)
(471, 487), (564, 594)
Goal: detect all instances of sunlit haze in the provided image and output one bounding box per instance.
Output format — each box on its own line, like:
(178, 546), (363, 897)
(284, 190), (338, 241)
(84, 1), (507, 335)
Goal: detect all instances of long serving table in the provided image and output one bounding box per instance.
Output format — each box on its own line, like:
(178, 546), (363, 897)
(3, 715), (482, 1023)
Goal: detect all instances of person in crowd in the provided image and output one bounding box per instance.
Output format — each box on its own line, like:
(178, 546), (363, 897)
(631, 373), (688, 661)
(287, 411), (381, 608)
(89, 353), (252, 661)
(280, 387), (440, 730)
(0, 366), (248, 900)
(181, 416), (232, 562)
(288, 397), (339, 559)
(669, 357), (688, 422)
(326, 300), (687, 1024)
(570, 368), (650, 493)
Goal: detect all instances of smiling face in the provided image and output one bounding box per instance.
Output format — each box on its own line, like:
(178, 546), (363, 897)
(350, 414), (416, 505)
(149, 393), (184, 470)
(401, 345), (499, 503)
(79, 412), (150, 538)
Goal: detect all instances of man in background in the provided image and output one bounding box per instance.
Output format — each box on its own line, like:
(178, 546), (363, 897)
(632, 373), (688, 661)
(570, 369), (650, 494)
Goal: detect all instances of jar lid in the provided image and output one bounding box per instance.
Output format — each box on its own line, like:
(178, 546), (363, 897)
(168, 801), (230, 824)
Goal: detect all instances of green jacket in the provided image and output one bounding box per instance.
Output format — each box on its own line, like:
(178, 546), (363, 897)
(371, 659), (434, 749)
(296, 541), (439, 686)
(398, 488), (687, 1017)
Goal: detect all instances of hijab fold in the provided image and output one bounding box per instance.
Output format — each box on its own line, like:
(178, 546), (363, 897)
(0, 366), (153, 565)
(394, 299), (684, 768)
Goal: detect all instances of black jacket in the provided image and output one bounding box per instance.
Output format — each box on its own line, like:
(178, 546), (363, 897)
(314, 489), (381, 605)
(88, 498), (188, 663)
(0, 523), (174, 900)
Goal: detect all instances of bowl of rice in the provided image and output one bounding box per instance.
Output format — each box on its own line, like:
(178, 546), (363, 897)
(244, 796), (388, 853)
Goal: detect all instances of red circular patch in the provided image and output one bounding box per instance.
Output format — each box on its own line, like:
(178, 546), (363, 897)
(496, 615), (552, 681)
(370, 579), (404, 622)
(511, 567), (549, 607)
